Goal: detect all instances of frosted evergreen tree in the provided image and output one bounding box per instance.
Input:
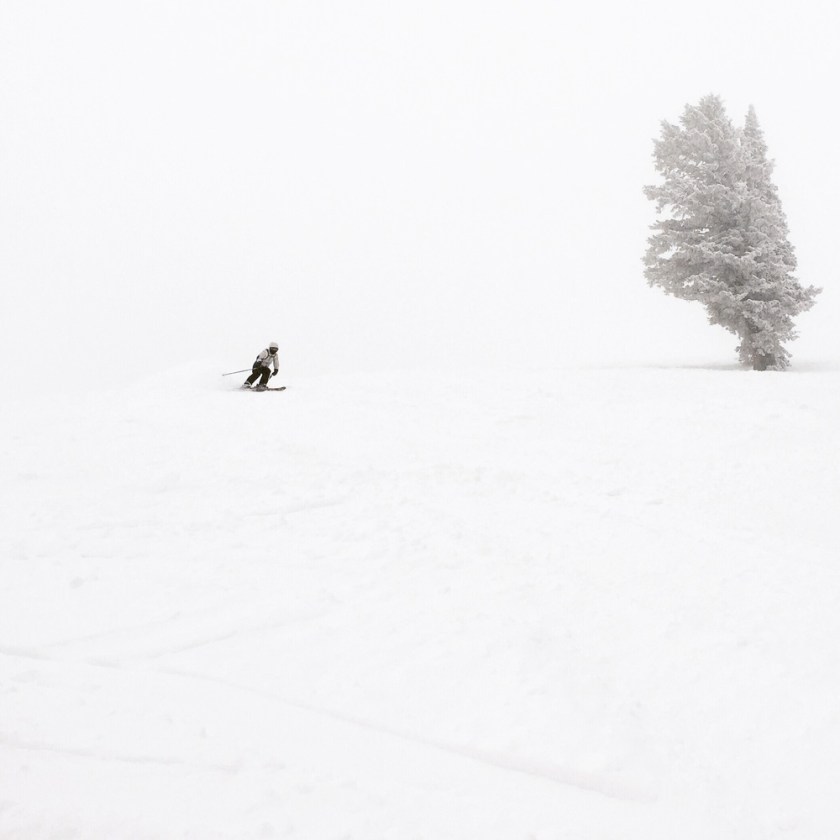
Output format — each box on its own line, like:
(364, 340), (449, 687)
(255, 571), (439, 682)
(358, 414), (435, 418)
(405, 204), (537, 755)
(644, 95), (819, 370)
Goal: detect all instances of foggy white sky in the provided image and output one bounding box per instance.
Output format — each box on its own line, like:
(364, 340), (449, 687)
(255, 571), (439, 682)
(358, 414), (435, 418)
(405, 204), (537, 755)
(2, 0), (838, 387)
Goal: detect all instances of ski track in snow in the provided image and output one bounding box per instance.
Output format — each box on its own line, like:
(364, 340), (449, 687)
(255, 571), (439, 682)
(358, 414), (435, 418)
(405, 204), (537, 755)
(2, 365), (840, 839)
(0, 731), (241, 774)
(2, 641), (648, 803)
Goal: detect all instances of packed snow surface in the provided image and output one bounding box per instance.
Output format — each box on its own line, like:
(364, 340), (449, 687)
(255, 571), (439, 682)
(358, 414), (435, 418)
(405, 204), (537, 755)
(2, 365), (839, 839)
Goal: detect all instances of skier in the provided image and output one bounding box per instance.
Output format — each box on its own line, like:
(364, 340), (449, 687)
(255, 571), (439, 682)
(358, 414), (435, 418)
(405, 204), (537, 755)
(242, 342), (280, 390)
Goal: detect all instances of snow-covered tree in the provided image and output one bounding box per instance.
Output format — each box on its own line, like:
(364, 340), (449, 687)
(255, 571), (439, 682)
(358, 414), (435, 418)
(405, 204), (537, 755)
(644, 95), (819, 370)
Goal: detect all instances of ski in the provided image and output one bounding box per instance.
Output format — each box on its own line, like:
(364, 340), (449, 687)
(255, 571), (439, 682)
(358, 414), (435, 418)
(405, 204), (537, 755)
(241, 385), (286, 392)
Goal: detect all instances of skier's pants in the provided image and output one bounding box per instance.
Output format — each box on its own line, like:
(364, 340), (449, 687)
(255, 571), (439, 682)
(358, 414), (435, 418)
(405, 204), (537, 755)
(246, 364), (272, 387)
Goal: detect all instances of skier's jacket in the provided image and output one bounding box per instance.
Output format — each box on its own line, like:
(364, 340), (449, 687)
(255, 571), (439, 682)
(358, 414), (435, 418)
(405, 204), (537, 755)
(254, 348), (279, 372)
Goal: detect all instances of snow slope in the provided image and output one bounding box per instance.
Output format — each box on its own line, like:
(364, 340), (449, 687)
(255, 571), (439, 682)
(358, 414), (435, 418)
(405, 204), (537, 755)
(2, 364), (839, 839)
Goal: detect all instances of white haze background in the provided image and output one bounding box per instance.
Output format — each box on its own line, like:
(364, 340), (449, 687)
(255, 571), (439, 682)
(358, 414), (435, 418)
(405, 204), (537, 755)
(2, 0), (838, 383)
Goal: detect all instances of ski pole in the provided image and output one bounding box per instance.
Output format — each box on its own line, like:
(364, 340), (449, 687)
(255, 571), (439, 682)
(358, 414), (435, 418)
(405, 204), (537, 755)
(222, 368), (251, 376)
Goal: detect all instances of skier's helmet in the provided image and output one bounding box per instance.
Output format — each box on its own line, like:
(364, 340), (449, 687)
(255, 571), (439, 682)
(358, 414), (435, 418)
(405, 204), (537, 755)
(269, 341), (279, 352)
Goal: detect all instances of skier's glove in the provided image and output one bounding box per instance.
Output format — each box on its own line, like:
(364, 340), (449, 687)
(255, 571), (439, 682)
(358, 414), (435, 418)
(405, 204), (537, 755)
(271, 370), (278, 377)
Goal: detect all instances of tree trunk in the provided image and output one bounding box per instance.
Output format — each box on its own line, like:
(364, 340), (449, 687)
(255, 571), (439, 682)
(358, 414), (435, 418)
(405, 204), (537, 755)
(753, 353), (774, 371)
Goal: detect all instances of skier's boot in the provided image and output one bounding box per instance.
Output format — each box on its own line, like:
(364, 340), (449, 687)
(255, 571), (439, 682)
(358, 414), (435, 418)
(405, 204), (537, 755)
(240, 382), (251, 389)
(255, 384), (267, 391)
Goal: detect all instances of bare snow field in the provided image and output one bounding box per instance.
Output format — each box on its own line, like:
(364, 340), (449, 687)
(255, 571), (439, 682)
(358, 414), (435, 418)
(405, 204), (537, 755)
(2, 364), (839, 839)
